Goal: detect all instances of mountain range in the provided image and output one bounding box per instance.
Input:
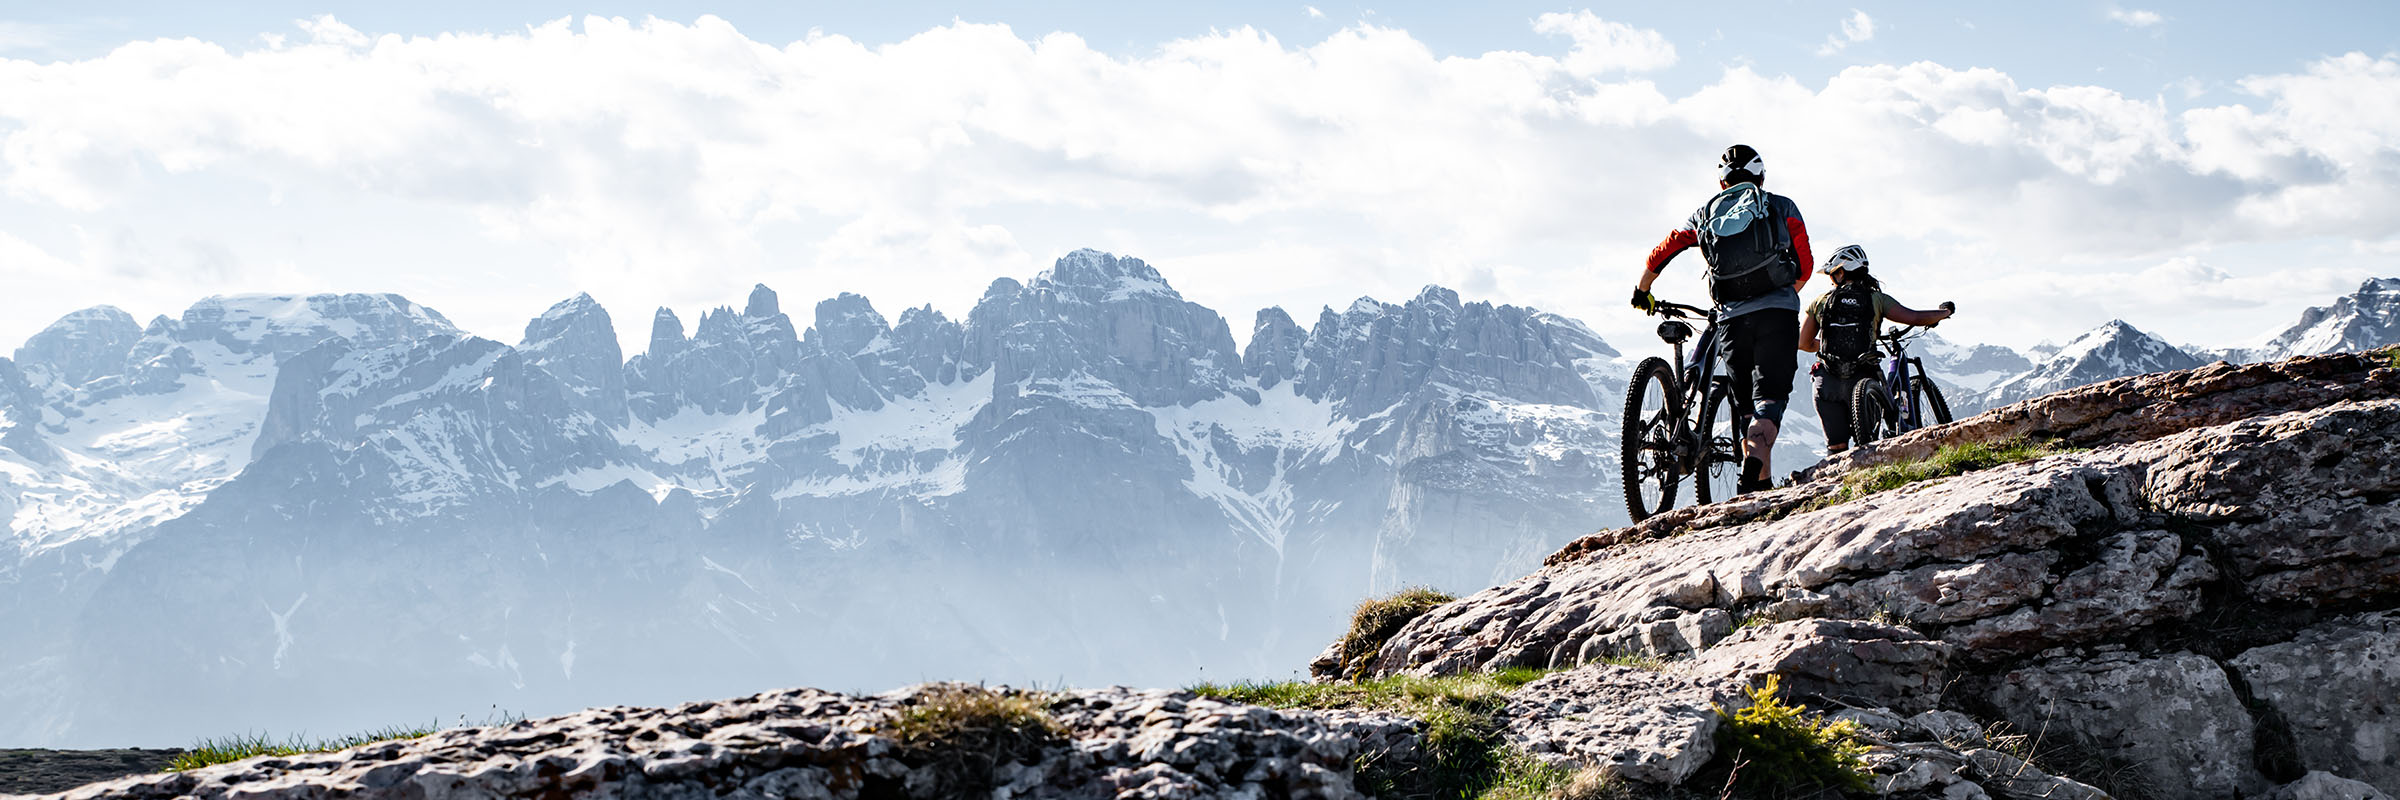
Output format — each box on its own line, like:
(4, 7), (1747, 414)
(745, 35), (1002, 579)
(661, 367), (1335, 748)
(0, 252), (2391, 747)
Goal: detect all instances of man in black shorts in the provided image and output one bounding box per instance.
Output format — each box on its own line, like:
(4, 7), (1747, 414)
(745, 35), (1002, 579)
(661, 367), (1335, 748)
(1630, 144), (1813, 493)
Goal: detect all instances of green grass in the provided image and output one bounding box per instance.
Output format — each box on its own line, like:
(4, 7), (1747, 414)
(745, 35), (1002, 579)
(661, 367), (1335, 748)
(1713, 676), (1871, 796)
(1331, 587), (1457, 681)
(2381, 346), (2400, 370)
(1806, 437), (2075, 511)
(167, 725), (439, 771)
(876, 684), (1065, 794)
(1190, 669), (1556, 799)
(1596, 654), (1668, 672)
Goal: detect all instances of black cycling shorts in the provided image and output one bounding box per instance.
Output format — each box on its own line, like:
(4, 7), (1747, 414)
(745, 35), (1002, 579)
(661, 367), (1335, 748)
(1723, 308), (1798, 425)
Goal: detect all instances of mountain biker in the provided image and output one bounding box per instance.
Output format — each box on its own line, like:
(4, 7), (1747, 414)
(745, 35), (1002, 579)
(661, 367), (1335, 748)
(1798, 244), (1956, 453)
(1631, 144), (1812, 493)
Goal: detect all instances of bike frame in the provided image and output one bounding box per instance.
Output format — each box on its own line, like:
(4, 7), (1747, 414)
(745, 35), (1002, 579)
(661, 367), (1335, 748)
(1875, 328), (1933, 433)
(1658, 303), (1743, 472)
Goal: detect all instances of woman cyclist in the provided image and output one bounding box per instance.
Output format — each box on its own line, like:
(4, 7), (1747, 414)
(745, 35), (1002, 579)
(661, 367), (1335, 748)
(1798, 245), (1955, 453)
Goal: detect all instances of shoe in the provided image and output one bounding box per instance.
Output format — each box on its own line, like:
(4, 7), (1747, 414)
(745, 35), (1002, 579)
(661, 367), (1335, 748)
(1738, 457), (1771, 494)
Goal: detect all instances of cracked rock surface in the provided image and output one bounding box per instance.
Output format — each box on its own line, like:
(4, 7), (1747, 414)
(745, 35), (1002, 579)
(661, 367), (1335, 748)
(1346, 383), (2400, 797)
(37, 686), (1423, 800)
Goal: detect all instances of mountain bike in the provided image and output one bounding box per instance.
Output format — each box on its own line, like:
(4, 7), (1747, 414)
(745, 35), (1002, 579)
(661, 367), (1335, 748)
(1849, 325), (1954, 446)
(1620, 301), (1750, 522)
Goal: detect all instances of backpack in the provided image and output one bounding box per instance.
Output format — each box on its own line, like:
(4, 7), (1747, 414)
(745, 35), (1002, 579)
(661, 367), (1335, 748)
(1695, 183), (1797, 305)
(1818, 281), (1881, 373)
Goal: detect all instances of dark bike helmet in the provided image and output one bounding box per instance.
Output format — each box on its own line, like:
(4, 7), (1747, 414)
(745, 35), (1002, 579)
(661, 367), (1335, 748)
(1719, 144), (1764, 185)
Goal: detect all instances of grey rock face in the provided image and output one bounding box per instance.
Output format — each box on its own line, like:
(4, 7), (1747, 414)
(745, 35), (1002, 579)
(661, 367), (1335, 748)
(42, 685), (1420, 800)
(2232, 612), (2400, 791)
(1685, 619), (1954, 714)
(1986, 650), (2264, 798)
(1501, 664), (1742, 785)
(1242, 307), (1305, 391)
(1344, 378), (2400, 798)
(964, 249), (1242, 408)
(2267, 771), (2395, 800)
(13, 306), (141, 389)
(520, 294), (629, 428)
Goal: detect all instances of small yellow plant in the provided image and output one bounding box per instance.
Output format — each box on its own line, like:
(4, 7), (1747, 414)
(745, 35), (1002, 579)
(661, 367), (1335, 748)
(1714, 675), (1872, 795)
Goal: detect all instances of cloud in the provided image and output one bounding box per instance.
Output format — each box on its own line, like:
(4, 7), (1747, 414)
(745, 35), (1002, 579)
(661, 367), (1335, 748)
(1817, 10), (1875, 56)
(2108, 8), (2165, 28)
(1532, 11), (1676, 75)
(0, 14), (2394, 354)
(1305, 6), (1325, 20)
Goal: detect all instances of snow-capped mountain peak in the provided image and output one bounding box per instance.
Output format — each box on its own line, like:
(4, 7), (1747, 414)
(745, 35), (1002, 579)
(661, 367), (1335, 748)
(2245, 277), (2400, 360)
(1980, 319), (2201, 408)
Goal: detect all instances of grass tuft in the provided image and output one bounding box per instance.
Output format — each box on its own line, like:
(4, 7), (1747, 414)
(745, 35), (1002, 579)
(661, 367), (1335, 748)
(167, 725), (439, 772)
(1333, 587), (1456, 680)
(1190, 668), (1555, 799)
(877, 683), (1065, 793)
(1806, 437), (2075, 511)
(2381, 346), (2400, 370)
(1713, 676), (1871, 796)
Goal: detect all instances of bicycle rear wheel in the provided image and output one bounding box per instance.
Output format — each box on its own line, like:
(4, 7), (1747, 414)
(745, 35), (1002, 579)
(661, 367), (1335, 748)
(1693, 382), (1748, 505)
(1851, 376), (1892, 446)
(1912, 374), (1954, 426)
(1619, 357), (1684, 522)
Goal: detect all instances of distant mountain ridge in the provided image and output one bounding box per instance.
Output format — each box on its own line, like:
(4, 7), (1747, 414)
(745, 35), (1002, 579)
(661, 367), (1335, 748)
(0, 255), (2390, 748)
(0, 250), (1631, 746)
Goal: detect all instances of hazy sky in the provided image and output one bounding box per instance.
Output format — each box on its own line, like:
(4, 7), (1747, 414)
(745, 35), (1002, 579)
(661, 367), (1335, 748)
(2, 2), (2397, 355)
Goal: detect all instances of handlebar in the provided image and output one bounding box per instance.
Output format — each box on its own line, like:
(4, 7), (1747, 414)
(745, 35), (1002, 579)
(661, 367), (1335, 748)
(1648, 301), (1709, 319)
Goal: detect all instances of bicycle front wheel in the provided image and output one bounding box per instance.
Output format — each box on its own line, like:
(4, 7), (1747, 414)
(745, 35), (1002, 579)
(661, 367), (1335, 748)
(1912, 374), (1954, 426)
(1693, 382), (1748, 506)
(1851, 376), (1892, 446)
(1620, 357), (1684, 522)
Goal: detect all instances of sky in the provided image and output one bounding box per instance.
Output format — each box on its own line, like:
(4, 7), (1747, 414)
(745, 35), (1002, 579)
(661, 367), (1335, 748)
(1, 2), (2398, 357)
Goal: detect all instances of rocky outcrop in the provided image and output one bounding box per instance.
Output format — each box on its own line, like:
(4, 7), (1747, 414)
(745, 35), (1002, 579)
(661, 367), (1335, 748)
(1801, 348), (2398, 482)
(1986, 650), (2265, 797)
(1334, 351), (2400, 797)
(2230, 611), (2400, 791)
(1501, 665), (1742, 785)
(1686, 620), (1953, 714)
(41, 685), (1424, 800)
(41, 669), (2121, 800)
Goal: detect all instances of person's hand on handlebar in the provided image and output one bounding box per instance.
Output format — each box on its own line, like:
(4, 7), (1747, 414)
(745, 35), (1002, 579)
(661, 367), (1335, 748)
(1631, 288), (1658, 314)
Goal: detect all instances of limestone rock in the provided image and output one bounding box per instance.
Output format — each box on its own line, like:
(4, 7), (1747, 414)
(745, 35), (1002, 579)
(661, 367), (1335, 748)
(1985, 650), (2264, 798)
(1685, 619), (1955, 713)
(2267, 771), (2394, 800)
(2231, 612), (2400, 791)
(1498, 664), (1745, 785)
(42, 684), (1421, 800)
(1803, 349), (2399, 481)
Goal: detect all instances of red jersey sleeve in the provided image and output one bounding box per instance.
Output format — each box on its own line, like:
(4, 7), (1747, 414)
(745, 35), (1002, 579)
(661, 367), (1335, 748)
(1644, 228), (1697, 275)
(1786, 216), (1813, 290)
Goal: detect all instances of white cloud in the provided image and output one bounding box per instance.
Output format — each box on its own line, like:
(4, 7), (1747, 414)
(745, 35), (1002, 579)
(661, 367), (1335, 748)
(1532, 11), (1676, 75)
(1306, 6), (1325, 20)
(2108, 8), (2165, 28)
(1817, 10), (1875, 56)
(0, 14), (2393, 355)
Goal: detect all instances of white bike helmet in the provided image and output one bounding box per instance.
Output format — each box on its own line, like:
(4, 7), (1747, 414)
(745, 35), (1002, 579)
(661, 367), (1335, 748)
(1821, 244), (1869, 275)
